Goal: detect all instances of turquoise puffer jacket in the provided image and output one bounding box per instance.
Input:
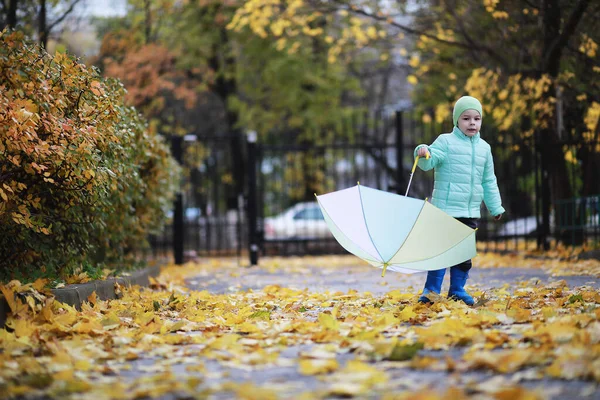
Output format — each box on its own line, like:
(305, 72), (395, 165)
(414, 126), (505, 218)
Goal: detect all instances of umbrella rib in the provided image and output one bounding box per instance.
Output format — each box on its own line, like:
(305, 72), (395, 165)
(357, 184), (384, 262)
(316, 195), (381, 264)
(385, 199), (427, 263)
(389, 229), (476, 266)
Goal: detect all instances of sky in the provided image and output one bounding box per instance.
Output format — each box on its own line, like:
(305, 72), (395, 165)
(45, 0), (128, 57)
(81, 0), (127, 17)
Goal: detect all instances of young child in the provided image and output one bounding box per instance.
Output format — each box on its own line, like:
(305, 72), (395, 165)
(414, 95), (505, 305)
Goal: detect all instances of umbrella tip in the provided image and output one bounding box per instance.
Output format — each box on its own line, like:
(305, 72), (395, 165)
(314, 192), (317, 197)
(381, 262), (388, 277)
(357, 181), (360, 185)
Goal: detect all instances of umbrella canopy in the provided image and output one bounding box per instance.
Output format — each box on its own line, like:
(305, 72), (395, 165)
(315, 184), (476, 276)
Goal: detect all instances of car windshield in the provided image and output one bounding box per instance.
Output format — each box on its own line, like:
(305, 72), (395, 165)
(293, 207), (324, 220)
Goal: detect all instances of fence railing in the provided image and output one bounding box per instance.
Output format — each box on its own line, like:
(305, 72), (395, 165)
(555, 195), (600, 246)
(151, 109), (600, 264)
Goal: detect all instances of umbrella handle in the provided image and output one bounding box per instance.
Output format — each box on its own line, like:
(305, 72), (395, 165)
(405, 153), (430, 197)
(411, 153), (430, 173)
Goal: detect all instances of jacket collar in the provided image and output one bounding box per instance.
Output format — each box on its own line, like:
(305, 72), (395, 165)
(452, 126), (480, 143)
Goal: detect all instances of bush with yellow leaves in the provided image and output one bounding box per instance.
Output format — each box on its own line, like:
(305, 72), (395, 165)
(0, 31), (180, 282)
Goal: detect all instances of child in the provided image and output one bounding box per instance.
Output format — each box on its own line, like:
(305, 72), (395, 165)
(414, 95), (504, 305)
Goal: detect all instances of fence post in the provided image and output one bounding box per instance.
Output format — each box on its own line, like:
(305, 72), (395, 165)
(395, 111), (406, 194)
(536, 130), (551, 250)
(246, 131), (259, 266)
(171, 135), (185, 265)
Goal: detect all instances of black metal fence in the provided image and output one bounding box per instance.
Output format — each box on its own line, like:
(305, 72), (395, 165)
(150, 134), (248, 262)
(151, 110), (600, 263)
(255, 112), (403, 257)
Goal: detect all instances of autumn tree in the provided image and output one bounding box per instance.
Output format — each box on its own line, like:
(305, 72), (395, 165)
(93, 32), (201, 137)
(93, 0), (385, 206)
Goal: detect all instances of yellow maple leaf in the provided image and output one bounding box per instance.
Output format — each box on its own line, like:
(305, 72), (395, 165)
(397, 306), (416, 322)
(318, 312), (339, 330)
(231, 382), (278, 400)
(6, 318), (36, 338)
(298, 358), (339, 375)
(465, 349), (534, 373)
(237, 321), (261, 334)
(0, 285), (30, 317)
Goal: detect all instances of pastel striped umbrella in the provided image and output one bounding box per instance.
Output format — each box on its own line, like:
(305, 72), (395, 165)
(315, 184), (476, 276)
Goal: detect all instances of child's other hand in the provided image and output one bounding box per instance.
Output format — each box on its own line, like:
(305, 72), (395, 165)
(494, 214), (503, 221)
(417, 147), (430, 158)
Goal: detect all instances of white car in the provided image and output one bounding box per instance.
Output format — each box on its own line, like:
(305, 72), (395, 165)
(496, 216), (540, 237)
(263, 202), (332, 240)
(496, 215), (562, 237)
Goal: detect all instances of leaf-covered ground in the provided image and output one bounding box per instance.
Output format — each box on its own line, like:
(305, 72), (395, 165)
(1, 252), (599, 399)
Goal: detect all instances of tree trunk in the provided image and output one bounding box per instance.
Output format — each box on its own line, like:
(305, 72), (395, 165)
(7, 0), (18, 28)
(39, 0), (47, 48)
(580, 145), (600, 197)
(208, 23), (245, 211)
(539, 0), (591, 245)
(144, 0), (151, 44)
(300, 16), (328, 201)
(301, 140), (324, 202)
(579, 106), (600, 196)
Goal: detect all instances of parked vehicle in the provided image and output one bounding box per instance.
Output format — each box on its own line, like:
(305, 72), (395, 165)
(165, 207), (202, 223)
(263, 202), (332, 240)
(495, 213), (599, 237)
(496, 216), (541, 237)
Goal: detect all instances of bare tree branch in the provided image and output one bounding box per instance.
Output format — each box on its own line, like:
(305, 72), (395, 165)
(522, 0), (540, 10)
(326, 0), (511, 64)
(442, 0), (502, 70)
(541, 0), (591, 74)
(47, 0), (83, 31)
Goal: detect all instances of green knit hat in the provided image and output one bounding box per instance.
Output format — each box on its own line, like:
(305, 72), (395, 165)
(453, 96), (483, 126)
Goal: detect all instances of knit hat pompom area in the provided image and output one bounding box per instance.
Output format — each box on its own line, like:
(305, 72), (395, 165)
(453, 96), (483, 126)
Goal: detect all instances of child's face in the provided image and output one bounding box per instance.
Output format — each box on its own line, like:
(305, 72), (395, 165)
(457, 109), (482, 137)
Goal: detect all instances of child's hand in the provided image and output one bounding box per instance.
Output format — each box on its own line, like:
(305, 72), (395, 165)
(417, 147), (430, 158)
(494, 214), (503, 221)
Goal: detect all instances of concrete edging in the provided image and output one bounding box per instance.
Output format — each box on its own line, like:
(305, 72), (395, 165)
(0, 264), (163, 328)
(579, 250), (600, 261)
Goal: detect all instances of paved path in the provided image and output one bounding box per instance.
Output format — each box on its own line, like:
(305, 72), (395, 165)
(174, 261), (599, 399)
(186, 263), (598, 296)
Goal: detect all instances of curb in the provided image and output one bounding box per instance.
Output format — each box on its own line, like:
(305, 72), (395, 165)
(580, 250), (600, 261)
(0, 264), (163, 328)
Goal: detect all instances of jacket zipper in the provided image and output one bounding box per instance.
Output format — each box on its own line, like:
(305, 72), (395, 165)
(468, 137), (475, 218)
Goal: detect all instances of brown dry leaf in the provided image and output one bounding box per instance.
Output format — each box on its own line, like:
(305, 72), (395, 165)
(86, 291), (97, 306)
(65, 272), (90, 284)
(493, 387), (545, 400)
